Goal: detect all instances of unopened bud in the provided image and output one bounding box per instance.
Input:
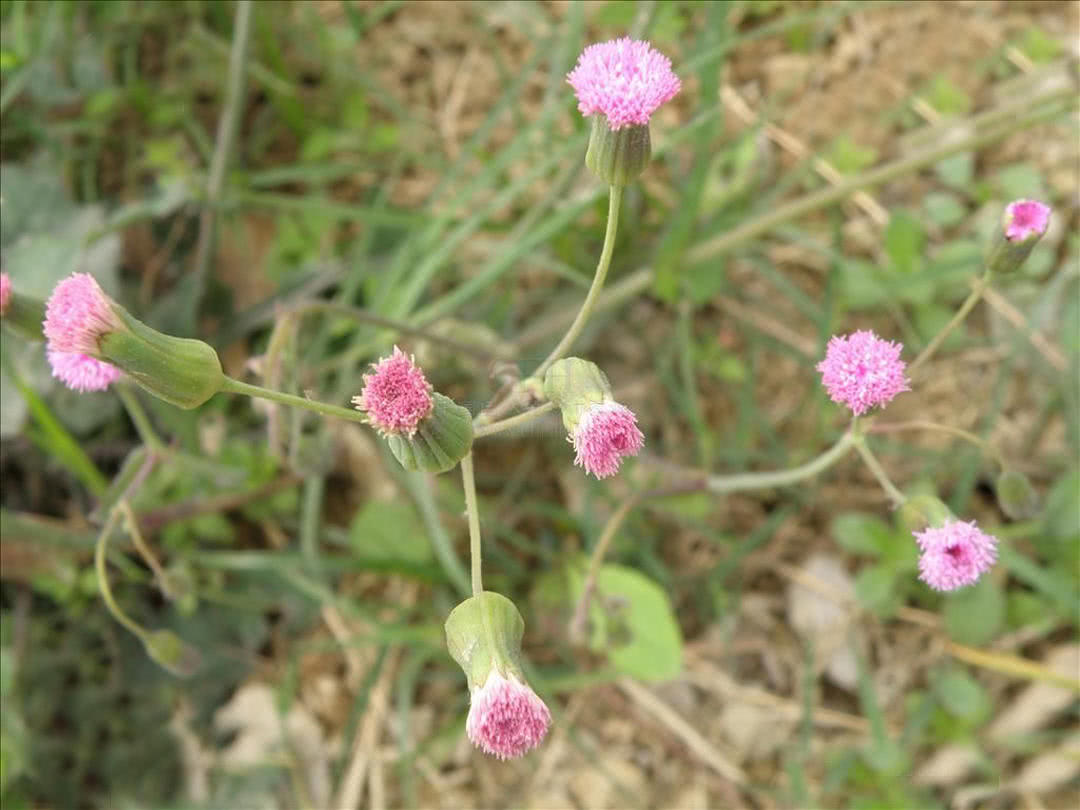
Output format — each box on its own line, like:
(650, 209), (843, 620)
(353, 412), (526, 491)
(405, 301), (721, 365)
(996, 469), (1039, 520)
(986, 199), (1051, 274)
(143, 629), (202, 678)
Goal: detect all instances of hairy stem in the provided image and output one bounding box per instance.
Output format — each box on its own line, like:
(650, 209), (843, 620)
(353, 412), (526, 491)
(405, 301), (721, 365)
(908, 272), (990, 377)
(851, 438), (906, 508)
(534, 184), (623, 380)
(460, 452), (483, 596)
(707, 431), (855, 494)
(95, 506), (147, 641)
(473, 401), (558, 439)
(221, 376), (366, 423)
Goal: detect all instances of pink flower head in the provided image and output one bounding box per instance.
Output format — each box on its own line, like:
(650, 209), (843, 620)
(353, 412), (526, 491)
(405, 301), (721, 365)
(352, 346), (434, 436)
(915, 519), (998, 591)
(816, 330), (909, 416)
(571, 401), (644, 479)
(466, 671), (551, 759)
(44, 273), (120, 355)
(0, 272), (11, 316)
(1003, 199), (1050, 242)
(567, 38), (681, 130)
(47, 350), (122, 392)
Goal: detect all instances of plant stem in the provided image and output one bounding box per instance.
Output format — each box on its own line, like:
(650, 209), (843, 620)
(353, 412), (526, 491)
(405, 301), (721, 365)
(707, 431), (855, 494)
(473, 401), (558, 439)
(95, 506), (147, 641)
(460, 452), (483, 596)
(288, 301), (508, 362)
(116, 384), (164, 451)
(908, 272), (990, 377)
(533, 184), (623, 380)
(851, 439), (906, 507)
(869, 419), (1006, 470)
(118, 501), (175, 599)
(220, 376), (367, 423)
(190, 0), (252, 321)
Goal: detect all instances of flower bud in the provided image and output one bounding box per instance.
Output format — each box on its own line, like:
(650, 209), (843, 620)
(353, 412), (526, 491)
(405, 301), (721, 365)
(383, 393), (473, 473)
(142, 628), (202, 678)
(996, 469), (1039, 520)
(445, 592), (551, 759)
(898, 494), (953, 534)
(986, 199), (1051, 275)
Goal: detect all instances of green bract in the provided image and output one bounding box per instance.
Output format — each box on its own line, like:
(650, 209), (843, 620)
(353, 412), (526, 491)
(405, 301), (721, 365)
(386, 392), (473, 473)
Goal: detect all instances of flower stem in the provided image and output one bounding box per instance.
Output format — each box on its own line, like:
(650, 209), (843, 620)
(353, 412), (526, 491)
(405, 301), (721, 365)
(116, 384), (165, 452)
(908, 271), (990, 377)
(95, 506), (148, 641)
(460, 452), (483, 596)
(869, 419), (1006, 470)
(533, 184), (623, 381)
(707, 431), (855, 494)
(851, 438), (906, 508)
(473, 401), (558, 439)
(220, 376), (367, 424)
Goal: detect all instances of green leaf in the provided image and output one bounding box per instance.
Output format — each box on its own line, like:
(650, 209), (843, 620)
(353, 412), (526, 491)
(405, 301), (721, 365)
(1018, 26), (1062, 63)
(923, 191), (967, 227)
(943, 577), (1004, 645)
(832, 513), (893, 557)
(924, 75), (972, 116)
(884, 211), (925, 274)
(854, 565), (898, 618)
(826, 135), (878, 175)
(935, 153), (973, 188)
(933, 668), (991, 723)
(349, 500), (432, 566)
(576, 562), (683, 682)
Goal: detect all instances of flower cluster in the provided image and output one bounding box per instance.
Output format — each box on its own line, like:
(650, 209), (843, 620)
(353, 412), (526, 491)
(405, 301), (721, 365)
(915, 520), (998, 592)
(567, 37), (681, 130)
(817, 330), (909, 416)
(1003, 199), (1050, 242)
(352, 346), (434, 437)
(572, 401), (644, 479)
(466, 671), (551, 760)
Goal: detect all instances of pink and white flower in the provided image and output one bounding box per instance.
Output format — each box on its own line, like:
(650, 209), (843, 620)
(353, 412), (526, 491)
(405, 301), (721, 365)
(352, 347), (434, 437)
(44, 273), (121, 356)
(0, 272), (11, 317)
(571, 401), (644, 479)
(47, 350), (122, 392)
(466, 671), (551, 760)
(567, 38), (681, 130)
(1003, 199), (1050, 242)
(817, 330), (909, 416)
(915, 519), (998, 592)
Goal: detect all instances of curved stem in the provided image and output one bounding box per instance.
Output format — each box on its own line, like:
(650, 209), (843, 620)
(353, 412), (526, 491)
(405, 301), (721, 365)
(851, 439), (906, 508)
(707, 431), (855, 494)
(473, 401), (558, 439)
(118, 501), (175, 599)
(908, 271), (990, 377)
(95, 506), (147, 641)
(869, 419), (1006, 470)
(533, 184), (623, 380)
(116, 384), (165, 451)
(460, 452), (483, 596)
(221, 376), (367, 424)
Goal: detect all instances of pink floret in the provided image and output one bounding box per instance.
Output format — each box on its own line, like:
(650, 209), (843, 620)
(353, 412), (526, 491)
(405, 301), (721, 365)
(0, 272), (11, 316)
(47, 350), (122, 392)
(572, 401), (644, 479)
(816, 330), (909, 416)
(352, 346), (433, 436)
(915, 519), (998, 592)
(567, 37), (681, 130)
(466, 672), (551, 760)
(44, 273), (117, 355)
(1004, 199), (1050, 242)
